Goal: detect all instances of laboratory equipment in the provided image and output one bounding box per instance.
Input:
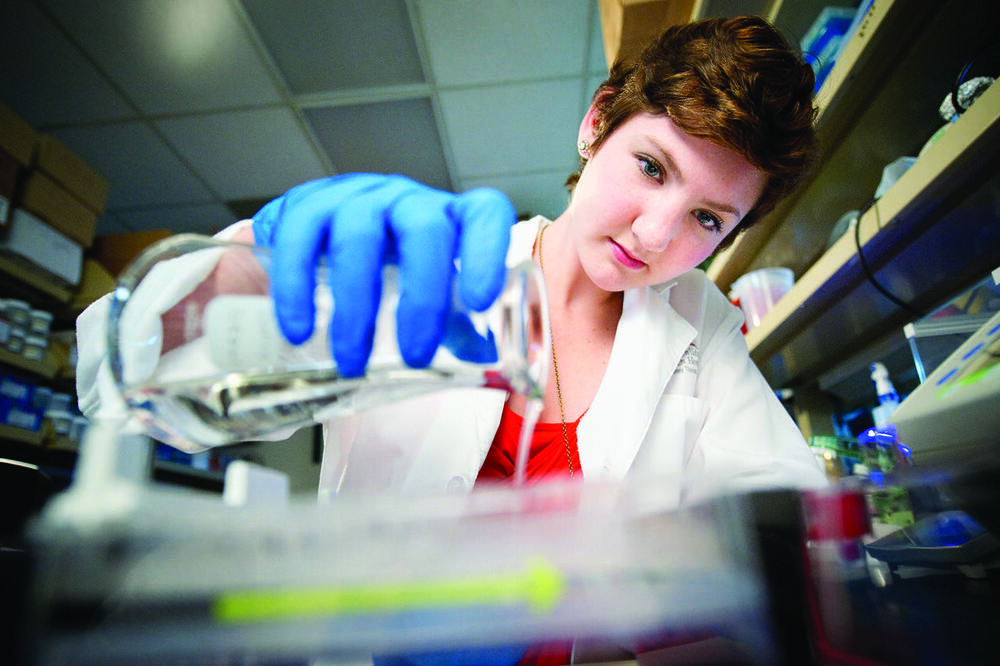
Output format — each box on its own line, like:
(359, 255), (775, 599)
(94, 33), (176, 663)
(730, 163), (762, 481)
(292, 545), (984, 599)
(22, 416), (779, 665)
(891, 308), (1000, 469)
(863, 308), (1000, 576)
(729, 267), (794, 331)
(107, 234), (549, 451)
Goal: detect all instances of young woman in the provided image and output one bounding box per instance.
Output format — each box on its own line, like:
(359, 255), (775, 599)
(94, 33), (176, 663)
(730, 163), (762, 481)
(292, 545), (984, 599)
(79, 16), (826, 500)
(75, 14), (828, 665)
(300, 16), (826, 501)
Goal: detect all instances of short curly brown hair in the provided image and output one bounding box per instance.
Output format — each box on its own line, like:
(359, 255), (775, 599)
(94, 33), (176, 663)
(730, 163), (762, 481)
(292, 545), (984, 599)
(568, 16), (819, 250)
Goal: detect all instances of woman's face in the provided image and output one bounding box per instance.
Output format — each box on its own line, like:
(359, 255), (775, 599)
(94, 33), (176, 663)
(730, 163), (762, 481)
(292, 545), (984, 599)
(568, 112), (766, 292)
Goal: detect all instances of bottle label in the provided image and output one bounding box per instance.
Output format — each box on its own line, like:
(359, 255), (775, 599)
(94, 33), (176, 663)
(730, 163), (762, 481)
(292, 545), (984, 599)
(204, 294), (281, 371)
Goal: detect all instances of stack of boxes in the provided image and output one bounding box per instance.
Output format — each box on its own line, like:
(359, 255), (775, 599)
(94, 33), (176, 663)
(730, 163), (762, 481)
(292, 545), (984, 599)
(1, 101), (110, 446)
(1, 101), (107, 289)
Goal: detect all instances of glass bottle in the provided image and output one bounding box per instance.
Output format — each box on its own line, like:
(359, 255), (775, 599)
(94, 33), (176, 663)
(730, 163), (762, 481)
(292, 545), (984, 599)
(108, 234), (549, 450)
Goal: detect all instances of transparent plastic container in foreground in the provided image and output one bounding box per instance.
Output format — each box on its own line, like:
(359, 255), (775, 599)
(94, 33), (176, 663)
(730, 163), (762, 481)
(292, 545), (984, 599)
(29, 470), (775, 664)
(107, 234), (549, 451)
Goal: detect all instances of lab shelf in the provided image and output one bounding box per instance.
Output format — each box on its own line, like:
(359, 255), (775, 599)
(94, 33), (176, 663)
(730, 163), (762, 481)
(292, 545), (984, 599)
(0, 422), (44, 446)
(751, 81), (1000, 391)
(0, 255), (74, 304)
(706, 0), (1000, 399)
(0, 345), (58, 380)
(707, 0), (934, 290)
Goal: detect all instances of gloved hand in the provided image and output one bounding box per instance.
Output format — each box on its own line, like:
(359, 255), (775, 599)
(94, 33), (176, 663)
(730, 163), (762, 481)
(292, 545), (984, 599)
(253, 174), (515, 377)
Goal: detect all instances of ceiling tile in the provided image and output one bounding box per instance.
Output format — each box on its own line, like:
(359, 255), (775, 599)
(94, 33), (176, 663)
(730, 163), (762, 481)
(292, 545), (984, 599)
(304, 99), (451, 191)
(241, 0), (424, 94)
(0, 0), (135, 126)
(460, 170), (572, 221)
(114, 202), (236, 235)
(416, 0), (591, 86)
(51, 122), (213, 209)
(156, 108), (328, 201)
(439, 79), (582, 179)
(39, 0), (282, 115)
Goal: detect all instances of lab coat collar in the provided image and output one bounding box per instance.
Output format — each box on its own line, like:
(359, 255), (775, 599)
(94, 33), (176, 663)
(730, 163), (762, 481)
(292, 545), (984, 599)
(576, 283), (696, 480)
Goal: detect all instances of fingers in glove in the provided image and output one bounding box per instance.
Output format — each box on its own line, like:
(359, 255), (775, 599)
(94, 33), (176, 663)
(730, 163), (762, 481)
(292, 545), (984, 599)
(450, 187), (516, 311)
(388, 185), (459, 368)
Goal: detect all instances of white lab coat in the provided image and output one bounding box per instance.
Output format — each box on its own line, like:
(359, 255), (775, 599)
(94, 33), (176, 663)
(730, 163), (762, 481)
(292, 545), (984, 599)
(76, 217), (826, 507)
(315, 217), (826, 505)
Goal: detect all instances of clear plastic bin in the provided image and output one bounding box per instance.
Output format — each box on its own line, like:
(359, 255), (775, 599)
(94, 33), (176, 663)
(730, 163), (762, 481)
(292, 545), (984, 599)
(730, 267), (795, 331)
(28, 420), (775, 664)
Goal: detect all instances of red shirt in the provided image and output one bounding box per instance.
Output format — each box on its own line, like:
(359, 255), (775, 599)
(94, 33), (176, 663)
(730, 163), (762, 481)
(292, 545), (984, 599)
(476, 403), (583, 484)
(475, 403), (583, 665)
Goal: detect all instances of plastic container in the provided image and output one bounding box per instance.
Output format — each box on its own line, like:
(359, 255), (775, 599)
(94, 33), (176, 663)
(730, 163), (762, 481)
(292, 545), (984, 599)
(30, 308), (54, 336)
(32, 386), (54, 412)
(800, 6), (857, 93)
(31, 471), (771, 664)
(6, 326), (26, 354)
(49, 392), (74, 412)
(45, 409), (74, 437)
(874, 156), (917, 199)
(730, 267), (795, 331)
(23, 334), (48, 361)
(4, 299), (31, 327)
(0, 312), (10, 346)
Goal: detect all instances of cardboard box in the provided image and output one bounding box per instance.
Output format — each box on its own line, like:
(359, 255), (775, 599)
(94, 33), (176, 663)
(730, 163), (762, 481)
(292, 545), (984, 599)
(70, 258), (117, 313)
(18, 170), (98, 247)
(0, 148), (20, 226)
(92, 229), (172, 277)
(0, 101), (36, 166)
(0, 208), (83, 286)
(34, 134), (108, 214)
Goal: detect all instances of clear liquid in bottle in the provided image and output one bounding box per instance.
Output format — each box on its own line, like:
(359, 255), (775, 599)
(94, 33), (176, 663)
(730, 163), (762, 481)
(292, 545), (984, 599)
(109, 235), (549, 451)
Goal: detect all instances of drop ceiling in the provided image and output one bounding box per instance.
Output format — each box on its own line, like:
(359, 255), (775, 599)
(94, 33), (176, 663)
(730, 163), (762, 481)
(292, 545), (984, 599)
(1, 0), (611, 237)
(1, 0), (798, 239)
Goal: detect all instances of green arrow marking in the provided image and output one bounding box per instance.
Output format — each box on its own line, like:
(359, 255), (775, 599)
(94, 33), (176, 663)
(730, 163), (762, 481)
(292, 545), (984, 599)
(212, 557), (565, 624)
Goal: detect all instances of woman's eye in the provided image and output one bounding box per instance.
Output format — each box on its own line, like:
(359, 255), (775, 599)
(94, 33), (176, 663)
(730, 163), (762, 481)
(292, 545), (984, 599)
(695, 210), (724, 234)
(638, 156), (662, 180)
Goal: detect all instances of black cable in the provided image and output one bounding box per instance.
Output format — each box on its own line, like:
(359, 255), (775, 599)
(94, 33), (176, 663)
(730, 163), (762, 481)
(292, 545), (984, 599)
(950, 58), (976, 116)
(950, 40), (995, 117)
(852, 198), (927, 319)
(851, 42), (996, 320)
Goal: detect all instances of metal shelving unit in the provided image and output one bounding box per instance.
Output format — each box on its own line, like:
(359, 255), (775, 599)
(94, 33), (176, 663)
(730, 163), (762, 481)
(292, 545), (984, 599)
(705, 0), (1000, 413)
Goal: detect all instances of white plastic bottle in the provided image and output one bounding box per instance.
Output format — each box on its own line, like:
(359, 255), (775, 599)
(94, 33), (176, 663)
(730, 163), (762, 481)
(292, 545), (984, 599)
(869, 362), (900, 428)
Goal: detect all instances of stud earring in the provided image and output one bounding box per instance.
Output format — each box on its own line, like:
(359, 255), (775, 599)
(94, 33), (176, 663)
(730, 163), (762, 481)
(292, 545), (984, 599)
(577, 139), (590, 155)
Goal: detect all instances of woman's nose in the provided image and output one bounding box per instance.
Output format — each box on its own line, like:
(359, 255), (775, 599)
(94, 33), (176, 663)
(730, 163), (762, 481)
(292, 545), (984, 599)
(632, 204), (682, 253)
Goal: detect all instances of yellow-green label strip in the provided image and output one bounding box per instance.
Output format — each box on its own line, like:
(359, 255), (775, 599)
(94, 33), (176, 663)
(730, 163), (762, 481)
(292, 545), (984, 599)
(213, 558), (565, 624)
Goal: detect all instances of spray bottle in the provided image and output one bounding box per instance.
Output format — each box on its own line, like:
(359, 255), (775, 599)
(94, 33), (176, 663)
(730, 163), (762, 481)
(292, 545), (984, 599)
(869, 362), (900, 428)
(861, 362), (914, 528)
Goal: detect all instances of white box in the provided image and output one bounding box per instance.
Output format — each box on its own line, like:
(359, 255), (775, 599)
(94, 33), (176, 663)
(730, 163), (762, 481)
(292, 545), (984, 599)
(0, 208), (83, 285)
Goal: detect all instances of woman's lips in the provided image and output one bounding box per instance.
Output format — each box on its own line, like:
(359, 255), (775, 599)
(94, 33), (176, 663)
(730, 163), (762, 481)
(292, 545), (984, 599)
(609, 239), (646, 270)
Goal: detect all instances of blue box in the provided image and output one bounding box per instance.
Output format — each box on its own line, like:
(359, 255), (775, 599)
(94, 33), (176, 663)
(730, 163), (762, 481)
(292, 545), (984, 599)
(1, 396), (43, 431)
(0, 372), (34, 406)
(800, 6), (858, 93)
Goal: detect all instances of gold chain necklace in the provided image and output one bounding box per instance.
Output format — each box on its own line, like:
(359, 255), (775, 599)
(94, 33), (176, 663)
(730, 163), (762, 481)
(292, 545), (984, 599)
(537, 223), (574, 478)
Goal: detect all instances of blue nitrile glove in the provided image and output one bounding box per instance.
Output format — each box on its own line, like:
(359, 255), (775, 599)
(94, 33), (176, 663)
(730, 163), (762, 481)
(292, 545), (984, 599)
(252, 174), (515, 377)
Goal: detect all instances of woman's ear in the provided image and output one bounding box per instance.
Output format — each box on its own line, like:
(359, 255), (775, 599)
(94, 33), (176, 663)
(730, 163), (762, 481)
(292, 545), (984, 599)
(579, 88), (614, 147)
(578, 103), (601, 150)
